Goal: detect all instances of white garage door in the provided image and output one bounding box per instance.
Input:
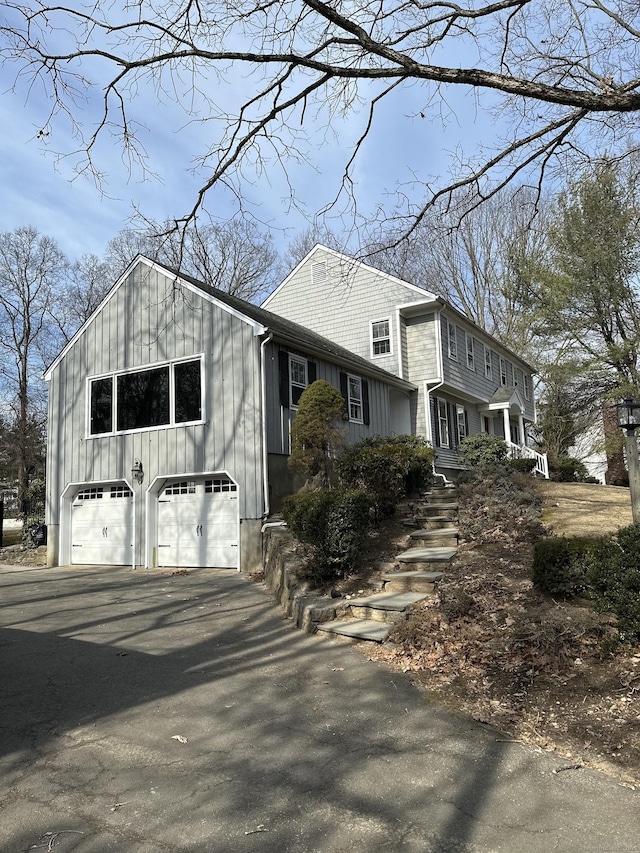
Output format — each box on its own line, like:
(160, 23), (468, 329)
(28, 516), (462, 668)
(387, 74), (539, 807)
(71, 484), (134, 565)
(156, 477), (239, 568)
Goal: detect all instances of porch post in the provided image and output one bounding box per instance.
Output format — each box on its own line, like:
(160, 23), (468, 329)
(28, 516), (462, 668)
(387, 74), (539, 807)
(518, 414), (525, 446)
(502, 408), (511, 442)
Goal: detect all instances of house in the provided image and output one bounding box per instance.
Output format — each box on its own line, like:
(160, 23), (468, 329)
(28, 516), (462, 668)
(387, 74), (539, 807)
(263, 245), (548, 480)
(44, 256), (416, 572)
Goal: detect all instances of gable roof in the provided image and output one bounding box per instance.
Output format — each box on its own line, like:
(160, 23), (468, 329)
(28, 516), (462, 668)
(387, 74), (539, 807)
(262, 243), (438, 307)
(45, 256), (416, 392)
(263, 244), (536, 374)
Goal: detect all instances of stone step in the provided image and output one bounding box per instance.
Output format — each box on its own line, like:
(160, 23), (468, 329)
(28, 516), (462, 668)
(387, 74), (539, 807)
(347, 591), (426, 623)
(419, 515), (458, 529)
(382, 570), (444, 593)
(316, 619), (391, 642)
(422, 503), (458, 514)
(396, 546), (457, 564)
(410, 528), (459, 544)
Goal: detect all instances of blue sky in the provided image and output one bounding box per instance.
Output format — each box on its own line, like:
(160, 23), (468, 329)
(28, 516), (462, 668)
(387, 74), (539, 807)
(0, 38), (499, 265)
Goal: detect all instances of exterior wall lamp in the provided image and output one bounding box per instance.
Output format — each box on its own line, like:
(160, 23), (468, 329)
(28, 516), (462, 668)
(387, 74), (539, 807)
(615, 397), (640, 524)
(131, 459), (144, 485)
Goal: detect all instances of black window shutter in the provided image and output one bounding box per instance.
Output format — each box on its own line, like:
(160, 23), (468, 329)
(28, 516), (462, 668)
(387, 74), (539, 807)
(278, 350), (289, 408)
(339, 372), (348, 405)
(308, 361), (317, 385)
(362, 380), (370, 425)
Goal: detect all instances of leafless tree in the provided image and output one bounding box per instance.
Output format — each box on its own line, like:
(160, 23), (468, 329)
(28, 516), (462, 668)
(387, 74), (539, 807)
(2, 1), (640, 239)
(0, 226), (67, 511)
(105, 219), (279, 302)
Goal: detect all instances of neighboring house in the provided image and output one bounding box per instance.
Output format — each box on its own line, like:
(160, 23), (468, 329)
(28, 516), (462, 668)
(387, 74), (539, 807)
(263, 245), (548, 480)
(44, 256), (415, 572)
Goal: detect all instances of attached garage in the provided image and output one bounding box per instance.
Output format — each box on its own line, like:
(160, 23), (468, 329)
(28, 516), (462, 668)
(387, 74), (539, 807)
(156, 476), (239, 569)
(71, 484), (134, 565)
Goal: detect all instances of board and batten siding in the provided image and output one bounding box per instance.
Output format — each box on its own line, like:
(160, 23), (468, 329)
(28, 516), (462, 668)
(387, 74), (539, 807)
(265, 246), (427, 377)
(263, 340), (393, 456)
(46, 264), (265, 565)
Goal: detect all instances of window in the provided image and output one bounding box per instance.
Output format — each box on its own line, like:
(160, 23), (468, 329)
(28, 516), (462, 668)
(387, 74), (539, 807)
(371, 319), (391, 356)
(457, 404), (467, 443)
(165, 481), (196, 495)
(437, 399), (450, 447)
(466, 333), (475, 370)
(205, 478), (237, 493)
(484, 347), (492, 380)
(289, 355), (308, 408)
(515, 368), (524, 388)
(347, 375), (363, 422)
(110, 485), (132, 499)
(447, 321), (457, 360)
(77, 487), (103, 500)
(89, 357), (203, 436)
(524, 374), (532, 401)
(499, 356), (507, 386)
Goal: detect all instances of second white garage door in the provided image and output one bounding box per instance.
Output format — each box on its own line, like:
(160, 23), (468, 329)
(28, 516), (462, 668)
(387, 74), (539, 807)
(156, 477), (239, 568)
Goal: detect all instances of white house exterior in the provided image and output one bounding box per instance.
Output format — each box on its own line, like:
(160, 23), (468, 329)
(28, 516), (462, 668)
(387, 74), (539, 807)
(44, 256), (415, 572)
(263, 245), (547, 479)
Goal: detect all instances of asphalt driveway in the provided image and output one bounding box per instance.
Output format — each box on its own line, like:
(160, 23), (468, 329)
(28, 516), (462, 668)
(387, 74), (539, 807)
(0, 563), (638, 853)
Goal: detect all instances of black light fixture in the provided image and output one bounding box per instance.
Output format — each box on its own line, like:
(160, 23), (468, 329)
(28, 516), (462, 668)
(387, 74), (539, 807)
(616, 397), (640, 435)
(131, 458), (144, 485)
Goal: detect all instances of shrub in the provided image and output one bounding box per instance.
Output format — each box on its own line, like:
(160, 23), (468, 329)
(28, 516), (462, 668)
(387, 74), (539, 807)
(457, 467), (543, 544)
(282, 489), (372, 584)
(508, 457), (537, 474)
(548, 456), (591, 483)
(336, 434), (434, 518)
(288, 380), (346, 486)
(458, 433), (508, 468)
(587, 523), (640, 643)
(532, 536), (608, 599)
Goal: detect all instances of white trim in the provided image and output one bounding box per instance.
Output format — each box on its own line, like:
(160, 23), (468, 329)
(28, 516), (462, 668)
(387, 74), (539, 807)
(395, 308), (403, 379)
(434, 310), (444, 383)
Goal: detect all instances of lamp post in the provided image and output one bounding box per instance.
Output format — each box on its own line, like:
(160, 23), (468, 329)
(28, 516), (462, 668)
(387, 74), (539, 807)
(616, 397), (640, 524)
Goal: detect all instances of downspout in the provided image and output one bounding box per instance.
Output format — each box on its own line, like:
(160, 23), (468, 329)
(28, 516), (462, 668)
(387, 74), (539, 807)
(428, 309), (448, 484)
(260, 331), (273, 520)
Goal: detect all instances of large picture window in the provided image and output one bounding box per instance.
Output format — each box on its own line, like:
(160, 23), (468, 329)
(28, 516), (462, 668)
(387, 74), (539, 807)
(89, 357), (203, 436)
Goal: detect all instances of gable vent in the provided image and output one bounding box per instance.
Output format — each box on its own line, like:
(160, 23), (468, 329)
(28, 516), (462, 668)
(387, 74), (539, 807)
(311, 261), (327, 286)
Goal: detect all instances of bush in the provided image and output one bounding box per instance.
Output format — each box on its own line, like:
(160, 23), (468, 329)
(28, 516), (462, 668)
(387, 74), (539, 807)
(548, 456), (591, 483)
(532, 536), (608, 599)
(336, 435), (434, 518)
(458, 433), (508, 468)
(508, 457), (537, 474)
(288, 380), (346, 485)
(282, 489), (372, 584)
(587, 523), (640, 643)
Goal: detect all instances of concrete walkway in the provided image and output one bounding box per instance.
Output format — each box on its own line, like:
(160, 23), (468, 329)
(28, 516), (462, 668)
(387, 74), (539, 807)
(0, 564), (638, 853)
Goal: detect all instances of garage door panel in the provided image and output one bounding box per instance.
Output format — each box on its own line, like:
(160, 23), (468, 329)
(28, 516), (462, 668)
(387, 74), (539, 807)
(157, 478), (238, 568)
(72, 485), (133, 566)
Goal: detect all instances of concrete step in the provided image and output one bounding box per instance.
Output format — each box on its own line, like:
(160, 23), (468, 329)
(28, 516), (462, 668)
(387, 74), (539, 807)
(316, 619), (391, 642)
(347, 591), (426, 623)
(382, 570), (444, 593)
(396, 546), (457, 564)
